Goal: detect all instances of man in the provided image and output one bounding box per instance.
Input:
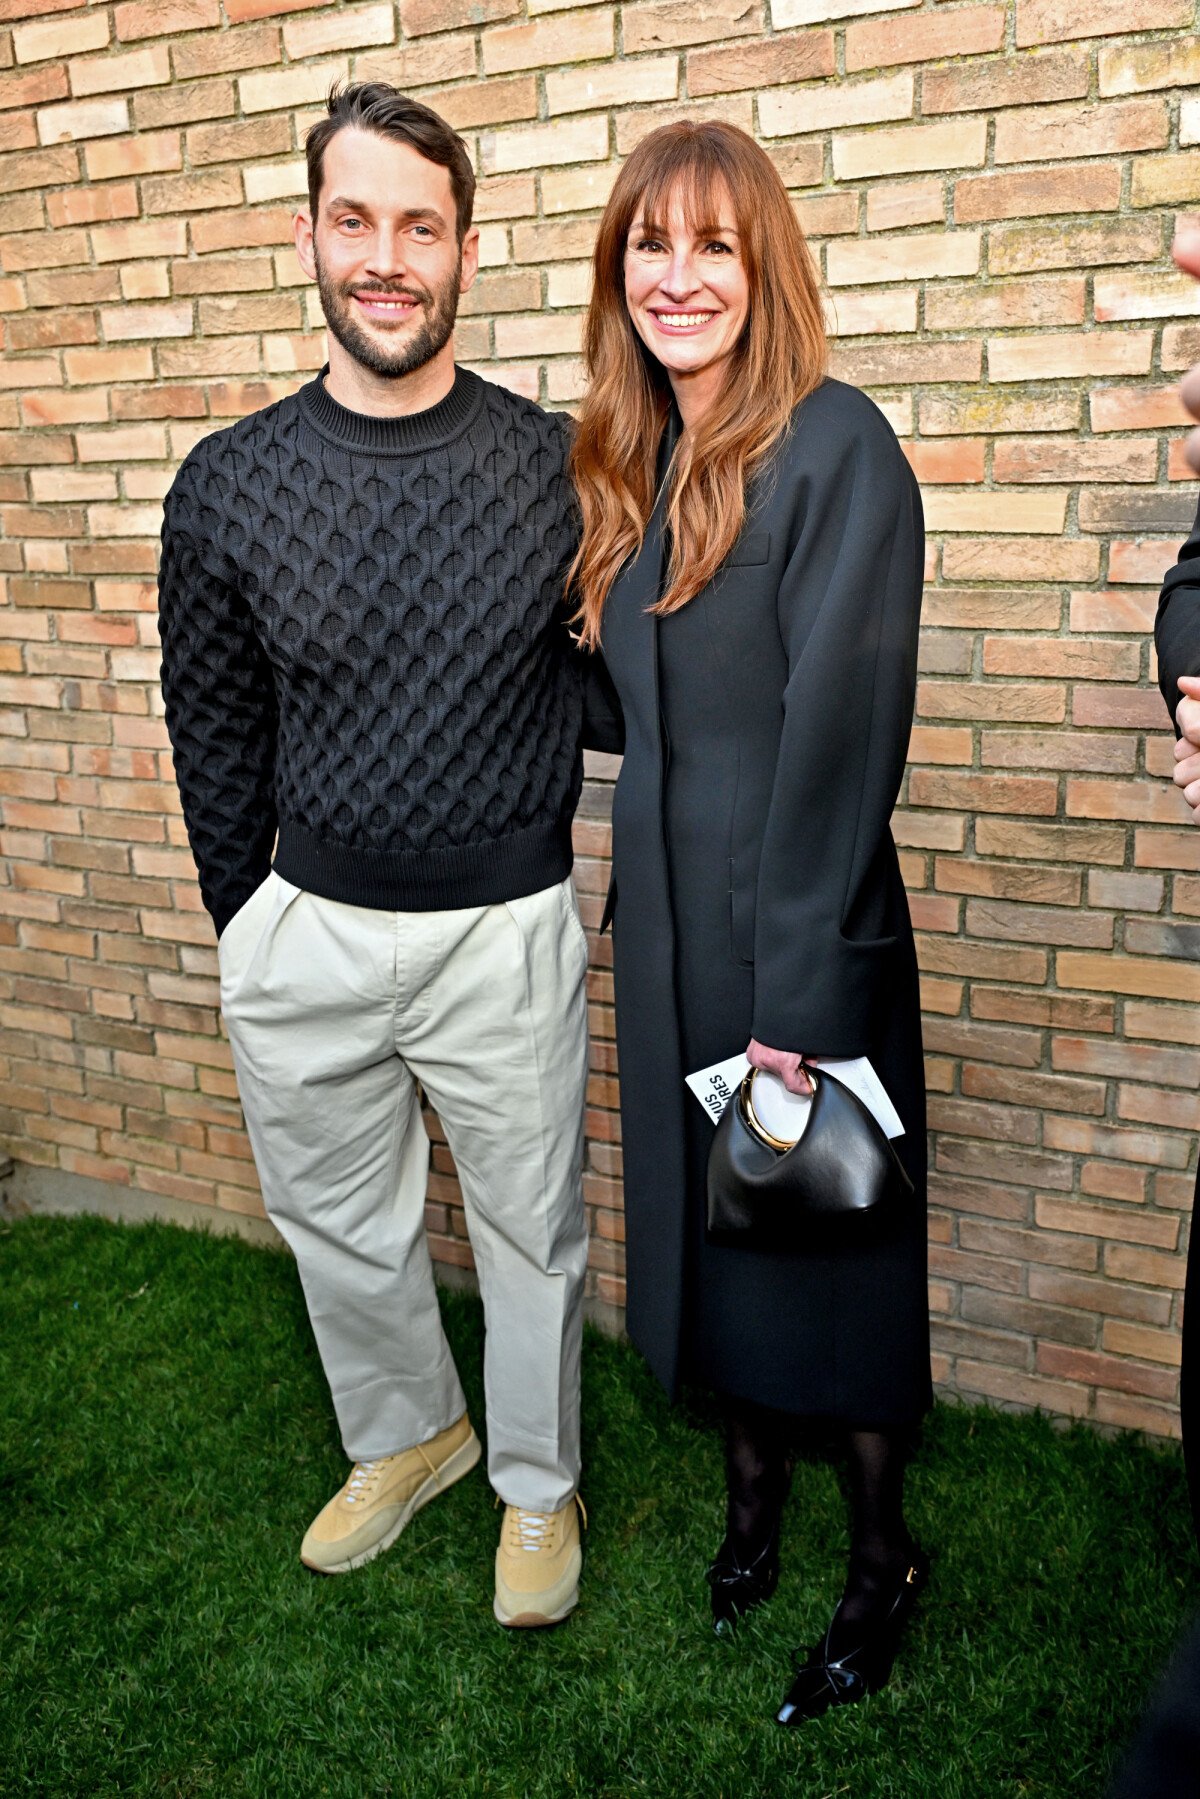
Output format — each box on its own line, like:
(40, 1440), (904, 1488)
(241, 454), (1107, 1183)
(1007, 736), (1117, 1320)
(157, 83), (590, 1629)
(1155, 226), (1200, 1548)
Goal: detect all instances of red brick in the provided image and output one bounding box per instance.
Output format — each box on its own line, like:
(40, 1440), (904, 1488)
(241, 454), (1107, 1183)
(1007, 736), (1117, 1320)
(955, 163), (1120, 226)
(924, 49), (1090, 116)
(687, 29), (832, 95)
(995, 99), (1167, 166)
(114, 0), (220, 37)
(171, 22), (280, 79)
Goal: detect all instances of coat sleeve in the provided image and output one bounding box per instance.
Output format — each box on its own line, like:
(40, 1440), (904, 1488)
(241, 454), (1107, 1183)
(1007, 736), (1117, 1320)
(750, 401), (924, 1057)
(1155, 492), (1200, 731)
(580, 646), (625, 755)
(158, 470), (279, 939)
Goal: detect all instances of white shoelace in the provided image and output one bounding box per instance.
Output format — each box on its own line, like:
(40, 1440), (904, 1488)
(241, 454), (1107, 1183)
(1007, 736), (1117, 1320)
(344, 1461), (379, 1506)
(512, 1508), (554, 1553)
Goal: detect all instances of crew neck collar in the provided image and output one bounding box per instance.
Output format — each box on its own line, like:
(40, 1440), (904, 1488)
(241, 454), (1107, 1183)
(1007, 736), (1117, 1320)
(298, 364), (484, 455)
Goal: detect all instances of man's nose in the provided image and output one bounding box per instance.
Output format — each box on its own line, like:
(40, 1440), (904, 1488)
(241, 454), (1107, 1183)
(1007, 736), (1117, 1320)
(365, 226), (408, 281)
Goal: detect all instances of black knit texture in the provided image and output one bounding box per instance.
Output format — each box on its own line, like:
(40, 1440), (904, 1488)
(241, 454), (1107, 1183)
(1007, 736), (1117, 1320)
(158, 368), (583, 936)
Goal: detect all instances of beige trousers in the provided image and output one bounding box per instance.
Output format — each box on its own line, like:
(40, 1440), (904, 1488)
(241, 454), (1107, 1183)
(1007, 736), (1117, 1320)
(218, 871), (590, 1513)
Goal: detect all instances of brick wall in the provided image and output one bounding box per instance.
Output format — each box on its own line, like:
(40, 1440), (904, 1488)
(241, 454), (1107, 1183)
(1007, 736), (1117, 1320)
(3, 0), (1200, 1436)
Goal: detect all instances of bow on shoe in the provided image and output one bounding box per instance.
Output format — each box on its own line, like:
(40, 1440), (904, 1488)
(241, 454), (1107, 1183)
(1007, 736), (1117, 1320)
(775, 1550), (930, 1726)
(705, 1532), (780, 1635)
(777, 1633), (870, 1723)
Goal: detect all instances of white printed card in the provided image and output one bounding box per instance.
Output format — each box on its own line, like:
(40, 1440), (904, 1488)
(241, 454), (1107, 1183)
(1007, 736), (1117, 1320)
(685, 1051), (904, 1140)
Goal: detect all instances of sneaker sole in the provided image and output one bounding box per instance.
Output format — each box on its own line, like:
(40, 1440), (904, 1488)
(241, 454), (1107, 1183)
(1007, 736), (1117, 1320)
(301, 1430), (482, 1576)
(492, 1588), (579, 1630)
(493, 1547), (582, 1629)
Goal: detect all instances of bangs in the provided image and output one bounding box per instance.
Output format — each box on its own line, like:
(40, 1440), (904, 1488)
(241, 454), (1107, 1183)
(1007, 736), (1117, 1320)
(624, 139), (739, 244)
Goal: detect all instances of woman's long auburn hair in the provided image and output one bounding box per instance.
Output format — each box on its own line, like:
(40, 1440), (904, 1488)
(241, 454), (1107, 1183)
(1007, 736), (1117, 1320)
(568, 121), (828, 648)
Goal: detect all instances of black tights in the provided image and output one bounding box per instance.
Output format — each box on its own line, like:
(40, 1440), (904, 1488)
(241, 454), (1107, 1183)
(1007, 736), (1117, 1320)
(723, 1399), (916, 1635)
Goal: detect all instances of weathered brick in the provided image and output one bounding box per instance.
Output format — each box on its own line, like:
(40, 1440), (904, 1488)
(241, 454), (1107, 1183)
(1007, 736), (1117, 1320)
(1131, 152), (1200, 208)
(827, 230), (979, 287)
(1090, 385), (1191, 431)
(0, 142), (76, 195)
(864, 178), (942, 232)
(988, 330), (1153, 383)
(848, 5), (1004, 71)
(834, 117), (986, 182)
(171, 22), (280, 80)
(68, 43), (170, 98)
(935, 856), (1081, 906)
(480, 114), (607, 176)
(760, 70), (911, 138)
(186, 116), (290, 167)
(282, 1), (393, 58)
(238, 59), (345, 116)
(773, 0), (918, 20)
(354, 35), (475, 92)
(426, 76), (539, 132)
(1017, 0), (1191, 47)
(688, 29), (831, 95)
(484, 8), (613, 74)
(989, 217), (1162, 277)
(924, 49), (1089, 116)
(0, 63), (66, 109)
(920, 386), (1080, 433)
(544, 52), (674, 116)
(624, 0), (762, 53)
(398, 0), (516, 33)
(924, 491), (1067, 535)
(14, 11), (107, 62)
(1099, 36), (1200, 97)
(830, 341), (983, 387)
(955, 163), (1120, 226)
(134, 77), (234, 130)
(994, 98), (1167, 165)
(83, 128), (180, 180)
(615, 94), (754, 155)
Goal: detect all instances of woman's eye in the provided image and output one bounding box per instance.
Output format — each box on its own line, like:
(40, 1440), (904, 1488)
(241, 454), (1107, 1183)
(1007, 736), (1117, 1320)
(634, 238), (665, 254)
(705, 240), (733, 255)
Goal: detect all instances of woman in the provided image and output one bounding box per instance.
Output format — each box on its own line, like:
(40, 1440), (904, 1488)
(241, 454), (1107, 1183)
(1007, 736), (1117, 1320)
(572, 121), (930, 1724)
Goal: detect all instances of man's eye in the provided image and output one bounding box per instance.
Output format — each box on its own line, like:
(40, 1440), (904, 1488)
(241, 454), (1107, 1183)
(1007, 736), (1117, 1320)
(341, 218), (363, 231)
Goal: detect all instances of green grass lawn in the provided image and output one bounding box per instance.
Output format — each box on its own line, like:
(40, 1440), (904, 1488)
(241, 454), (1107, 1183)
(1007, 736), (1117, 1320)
(0, 1213), (1195, 1799)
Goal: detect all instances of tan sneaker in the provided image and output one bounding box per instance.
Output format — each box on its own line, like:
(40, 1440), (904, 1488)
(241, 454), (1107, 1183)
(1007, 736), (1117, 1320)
(493, 1494), (586, 1628)
(300, 1413), (481, 1575)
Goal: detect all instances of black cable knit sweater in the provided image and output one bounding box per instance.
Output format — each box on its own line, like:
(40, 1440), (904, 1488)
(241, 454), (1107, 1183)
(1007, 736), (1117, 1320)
(158, 367), (583, 937)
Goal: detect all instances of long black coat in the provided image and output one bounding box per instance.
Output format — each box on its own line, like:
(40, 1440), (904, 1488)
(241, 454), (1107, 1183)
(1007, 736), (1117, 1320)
(1154, 493), (1200, 1540)
(587, 379), (932, 1426)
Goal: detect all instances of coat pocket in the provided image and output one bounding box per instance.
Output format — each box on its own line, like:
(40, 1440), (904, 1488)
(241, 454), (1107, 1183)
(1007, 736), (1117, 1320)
(724, 531), (771, 569)
(728, 857), (755, 968)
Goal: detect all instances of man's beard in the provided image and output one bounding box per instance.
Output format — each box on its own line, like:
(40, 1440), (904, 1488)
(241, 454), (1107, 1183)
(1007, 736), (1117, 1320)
(314, 248), (460, 380)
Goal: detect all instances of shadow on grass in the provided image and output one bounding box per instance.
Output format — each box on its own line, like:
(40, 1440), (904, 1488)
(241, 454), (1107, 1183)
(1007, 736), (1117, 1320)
(0, 1214), (1194, 1799)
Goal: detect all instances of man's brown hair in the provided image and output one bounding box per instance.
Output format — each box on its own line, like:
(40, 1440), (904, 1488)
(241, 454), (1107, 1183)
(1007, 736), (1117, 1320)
(305, 82), (476, 241)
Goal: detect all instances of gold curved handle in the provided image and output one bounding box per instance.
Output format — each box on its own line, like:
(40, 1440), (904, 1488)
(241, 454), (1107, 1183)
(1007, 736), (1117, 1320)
(739, 1064), (817, 1152)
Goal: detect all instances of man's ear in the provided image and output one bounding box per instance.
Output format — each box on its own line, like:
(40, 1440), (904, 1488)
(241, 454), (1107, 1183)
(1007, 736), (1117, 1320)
(295, 208), (317, 283)
(458, 224), (480, 297)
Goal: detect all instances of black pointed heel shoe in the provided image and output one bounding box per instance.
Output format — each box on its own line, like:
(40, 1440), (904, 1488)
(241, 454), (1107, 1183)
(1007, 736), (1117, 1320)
(706, 1530), (781, 1635)
(775, 1548), (930, 1725)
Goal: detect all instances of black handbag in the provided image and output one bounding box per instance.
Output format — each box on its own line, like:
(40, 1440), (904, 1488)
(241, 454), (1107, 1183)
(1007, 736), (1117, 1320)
(706, 1064), (913, 1248)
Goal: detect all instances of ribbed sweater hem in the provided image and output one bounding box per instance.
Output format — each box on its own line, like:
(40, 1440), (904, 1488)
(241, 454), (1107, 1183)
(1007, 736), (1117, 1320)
(272, 817), (574, 913)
